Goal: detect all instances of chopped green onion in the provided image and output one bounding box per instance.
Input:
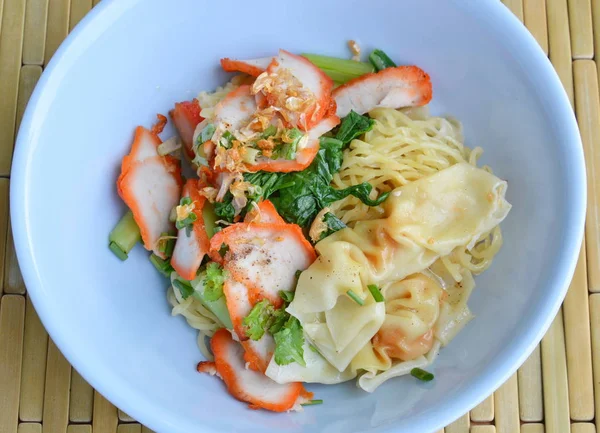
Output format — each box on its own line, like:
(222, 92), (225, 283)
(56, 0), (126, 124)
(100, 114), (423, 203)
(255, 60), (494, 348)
(367, 284), (385, 302)
(302, 53), (374, 83)
(150, 254), (173, 277)
(108, 211), (141, 260)
(242, 147), (260, 164)
(295, 270), (302, 279)
(260, 125), (278, 139)
(175, 196), (198, 234)
(369, 49), (397, 71)
(279, 290), (294, 303)
(157, 232), (176, 258)
(301, 399), (323, 406)
(411, 368), (434, 382)
(173, 278), (194, 300)
(346, 289), (365, 306)
(220, 131), (235, 149)
(200, 123), (216, 143)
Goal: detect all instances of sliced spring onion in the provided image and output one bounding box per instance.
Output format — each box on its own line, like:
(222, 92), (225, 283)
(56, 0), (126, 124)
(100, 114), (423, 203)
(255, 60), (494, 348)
(369, 49), (397, 71)
(367, 284), (385, 302)
(200, 123), (216, 143)
(279, 290), (294, 303)
(411, 368), (434, 382)
(157, 136), (181, 156)
(242, 147), (260, 164)
(157, 232), (176, 258)
(108, 211), (141, 260)
(302, 53), (374, 84)
(346, 289), (365, 306)
(150, 254), (173, 277)
(173, 278), (194, 300)
(301, 399), (323, 406)
(202, 202), (218, 238)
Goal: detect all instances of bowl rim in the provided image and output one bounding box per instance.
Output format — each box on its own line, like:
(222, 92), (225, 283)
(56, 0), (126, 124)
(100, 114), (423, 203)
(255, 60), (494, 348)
(10, 0), (587, 432)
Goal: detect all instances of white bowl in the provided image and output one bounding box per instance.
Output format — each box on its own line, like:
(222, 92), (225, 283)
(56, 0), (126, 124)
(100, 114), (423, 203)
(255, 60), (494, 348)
(11, 0), (586, 432)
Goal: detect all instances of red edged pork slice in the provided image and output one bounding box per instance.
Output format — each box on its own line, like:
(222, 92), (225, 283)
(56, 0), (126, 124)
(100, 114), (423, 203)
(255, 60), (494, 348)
(262, 50), (334, 130)
(117, 127), (182, 257)
(244, 200), (285, 224)
(242, 334), (275, 373)
(223, 277), (253, 340)
(170, 179), (211, 281)
(245, 114), (339, 173)
(214, 85), (257, 132)
(204, 329), (309, 412)
(169, 99), (204, 159)
(220, 57), (273, 77)
(333, 66), (433, 118)
(209, 222), (316, 308)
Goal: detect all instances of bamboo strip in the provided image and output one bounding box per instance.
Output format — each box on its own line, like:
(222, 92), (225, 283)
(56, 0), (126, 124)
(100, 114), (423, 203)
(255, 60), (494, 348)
(92, 0), (100, 5)
(470, 427), (496, 433)
(524, 0), (549, 54)
(22, 0), (49, 65)
(118, 409), (135, 422)
(4, 219), (25, 295)
(141, 427), (155, 433)
(471, 395), (494, 422)
(547, 0), (575, 105)
(92, 391), (118, 433)
(0, 0), (26, 176)
(518, 345), (543, 421)
(44, 0), (71, 65)
(572, 423), (597, 433)
(588, 295), (600, 432)
(67, 426), (91, 433)
(541, 310), (570, 433)
(574, 60), (600, 292)
(562, 243), (594, 420)
(69, 0), (91, 31)
(568, 0), (594, 58)
(494, 373), (520, 433)
(521, 425), (545, 433)
(18, 424), (41, 433)
(593, 0), (600, 60)
(445, 414), (470, 433)
(19, 296), (48, 422)
(118, 425), (141, 433)
(0, 295), (25, 433)
(503, 0), (525, 21)
(42, 340), (71, 433)
(69, 369), (94, 422)
(0, 180), (9, 294)
(15, 65), (42, 134)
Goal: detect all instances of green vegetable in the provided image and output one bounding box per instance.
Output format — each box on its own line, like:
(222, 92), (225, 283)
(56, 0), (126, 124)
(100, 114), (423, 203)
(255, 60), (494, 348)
(302, 53), (374, 83)
(108, 211), (141, 260)
(157, 232), (176, 258)
(173, 278), (194, 300)
(411, 368), (434, 382)
(243, 299), (273, 340)
(260, 125), (278, 139)
(202, 202), (218, 238)
(369, 49), (397, 71)
(273, 316), (305, 367)
(319, 212), (346, 241)
(273, 128), (303, 160)
(346, 289), (365, 306)
(279, 290), (295, 303)
(150, 254), (174, 277)
(204, 262), (226, 301)
(220, 130), (235, 149)
(190, 271), (233, 329)
(214, 192), (236, 222)
(294, 270), (302, 279)
(175, 197), (198, 236)
(301, 399), (323, 406)
(200, 123), (216, 143)
(267, 308), (288, 335)
(367, 284), (385, 302)
(336, 110), (375, 145)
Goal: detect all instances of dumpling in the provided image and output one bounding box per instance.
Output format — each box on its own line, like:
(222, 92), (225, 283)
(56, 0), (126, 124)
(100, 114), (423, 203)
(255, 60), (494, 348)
(288, 163), (511, 374)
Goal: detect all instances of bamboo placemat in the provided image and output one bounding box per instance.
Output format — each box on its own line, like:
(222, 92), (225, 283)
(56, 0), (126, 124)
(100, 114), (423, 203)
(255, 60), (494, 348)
(0, 0), (596, 432)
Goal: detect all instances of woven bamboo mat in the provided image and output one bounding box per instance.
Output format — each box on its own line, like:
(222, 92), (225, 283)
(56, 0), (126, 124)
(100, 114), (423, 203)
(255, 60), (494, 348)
(0, 0), (596, 432)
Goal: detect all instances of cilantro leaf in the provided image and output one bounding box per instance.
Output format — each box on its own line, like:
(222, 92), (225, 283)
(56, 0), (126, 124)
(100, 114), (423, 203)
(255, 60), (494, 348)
(243, 300), (274, 341)
(204, 262), (226, 301)
(273, 316), (306, 367)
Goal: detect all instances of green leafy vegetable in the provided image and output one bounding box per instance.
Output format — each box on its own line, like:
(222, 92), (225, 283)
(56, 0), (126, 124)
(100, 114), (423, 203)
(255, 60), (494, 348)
(335, 110), (375, 145)
(213, 192), (236, 222)
(411, 368), (434, 382)
(175, 197), (197, 236)
(204, 262), (226, 301)
(273, 128), (303, 160)
(267, 308), (288, 335)
(243, 300), (274, 341)
(173, 278), (194, 300)
(369, 49), (397, 71)
(302, 53), (374, 83)
(150, 254), (174, 277)
(367, 284), (385, 302)
(279, 290), (295, 303)
(346, 289), (365, 306)
(317, 212), (347, 242)
(200, 123), (216, 143)
(273, 316), (306, 367)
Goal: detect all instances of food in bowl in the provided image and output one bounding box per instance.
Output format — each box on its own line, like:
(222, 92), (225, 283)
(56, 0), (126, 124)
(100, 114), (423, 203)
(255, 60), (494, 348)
(108, 47), (511, 412)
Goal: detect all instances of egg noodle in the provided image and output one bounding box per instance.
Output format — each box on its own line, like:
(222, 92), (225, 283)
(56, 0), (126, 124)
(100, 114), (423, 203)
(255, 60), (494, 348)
(168, 102), (504, 383)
